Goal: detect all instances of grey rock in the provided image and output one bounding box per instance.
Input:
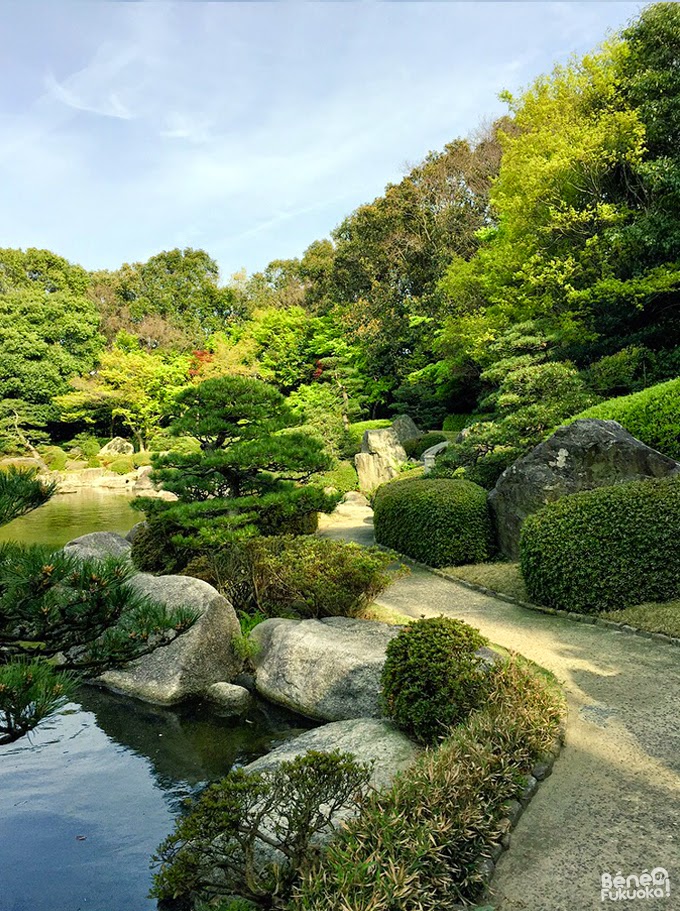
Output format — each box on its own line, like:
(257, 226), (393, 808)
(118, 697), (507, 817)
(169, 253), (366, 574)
(98, 437), (135, 456)
(99, 573), (242, 704)
(207, 682), (253, 717)
(63, 531), (132, 562)
(250, 616), (403, 721)
(423, 440), (449, 473)
(355, 427), (408, 492)
(488, 419), (680, 558)
(243, 718), (419, 870)
(390, 414), (421, 444)
(505, 799), (523, 826)
(531, 758), (554, 781)
(354, 451), (399, 493)
(519, 774), (539, 804)
(245, 717), (419, 791)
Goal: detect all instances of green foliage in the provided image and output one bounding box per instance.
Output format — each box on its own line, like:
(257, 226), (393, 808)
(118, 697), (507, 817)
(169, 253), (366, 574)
(442, 414), (472, 433)
(57, 340), (191, 450)
(373, 478), (492, 567)
(65, 434), (102, 459)
(139, 377), (334, 559)
(570, 377), (680, 459)
(132, 451), (153, 468)
(312, 460), (358, 494)
(0, 279), (104, 449)
(0, 467), (55, 526)
(381, 617), (489, 745)
(520, 476), (680, 612)
(38, 446), (68, 471)
(292, 659), (565, 911)
(108, 456), (134, 475)
(183, 537), (396, 621)
(151, 750), (372, 909)
(402, 432), (447, 460)
(0, 659), (74, 745)
(586, 346), (653, 396)
(246, 537), (395, 620)
(287, 383), (347, 458)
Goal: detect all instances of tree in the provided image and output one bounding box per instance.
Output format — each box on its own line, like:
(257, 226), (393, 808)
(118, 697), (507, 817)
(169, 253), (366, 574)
(56, 334), (192, 449)
(0, 284), (105, 452)
(137, 377), (336, 559)
(0, 469), (196, 744)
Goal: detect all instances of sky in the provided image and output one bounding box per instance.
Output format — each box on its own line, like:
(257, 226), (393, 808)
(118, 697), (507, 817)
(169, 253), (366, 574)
(0, 1), (644, 280)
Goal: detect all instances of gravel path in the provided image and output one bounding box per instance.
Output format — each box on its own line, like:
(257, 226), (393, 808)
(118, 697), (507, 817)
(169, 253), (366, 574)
(318, 502), (680, 911)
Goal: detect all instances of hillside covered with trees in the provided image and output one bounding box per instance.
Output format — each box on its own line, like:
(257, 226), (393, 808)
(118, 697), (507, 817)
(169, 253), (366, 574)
(1, 4), (679, 485)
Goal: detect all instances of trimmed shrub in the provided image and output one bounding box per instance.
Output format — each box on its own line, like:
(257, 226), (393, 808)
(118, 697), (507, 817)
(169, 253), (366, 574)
(108, 456), (134, 475)
(373, 478), (492, 567)
(442, 413), (473, 433)
(381, 617), (489, 745)
(65, 434), (102, 459)
(39, 446), (68, 471)
(571, 377), (680, 459)
(293, 659), (565, 911)
(132, 451), (153, 468)
(403, 432), (447, 460)
(520, 476), (680, 613)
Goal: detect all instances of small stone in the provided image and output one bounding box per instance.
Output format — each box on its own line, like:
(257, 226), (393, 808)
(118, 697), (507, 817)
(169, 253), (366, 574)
(207, 683), (252, 717)
(489, 842), (503, 862)
(478, 857), (495, 883)
(531, 757), (554, 781)
(519, 775), (538, 804)
(505, 800), (523, 826)
(501, 832), (511, 850)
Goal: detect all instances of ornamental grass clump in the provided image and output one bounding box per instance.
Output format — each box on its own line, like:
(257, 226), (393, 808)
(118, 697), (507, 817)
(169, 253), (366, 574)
(381, 616), (490, 745)
(520, 475), (680, 613)
(373, 478), (492, 567)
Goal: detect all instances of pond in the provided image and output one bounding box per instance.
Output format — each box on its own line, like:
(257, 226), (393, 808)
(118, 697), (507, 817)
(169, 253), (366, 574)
(0, 489), (139, 549)
(0, 687), (312, 911)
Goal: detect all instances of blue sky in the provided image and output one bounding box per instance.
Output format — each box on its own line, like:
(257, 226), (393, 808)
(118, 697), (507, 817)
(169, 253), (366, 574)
(0, 1), (643, 280)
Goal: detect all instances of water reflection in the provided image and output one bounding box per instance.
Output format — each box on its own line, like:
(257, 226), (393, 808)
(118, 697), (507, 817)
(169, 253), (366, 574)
(0, 685), (311, 911)
(0, 490), (138, 548)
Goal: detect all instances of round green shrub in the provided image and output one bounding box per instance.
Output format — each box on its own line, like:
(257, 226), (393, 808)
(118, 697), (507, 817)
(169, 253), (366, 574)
(107, 456), (135, 475)
(381, 616), (489, 744)
(132, 451), (153, 468)
(571, 377), (680, 459)
(402, 432), (447, 460)
(39, 446), (68, 471)
(373, 478), (492, 567)
(520, 476), (680, 613)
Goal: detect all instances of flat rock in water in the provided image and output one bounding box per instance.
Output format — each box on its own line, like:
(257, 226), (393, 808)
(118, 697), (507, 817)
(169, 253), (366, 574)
(250, 616), (403, 722)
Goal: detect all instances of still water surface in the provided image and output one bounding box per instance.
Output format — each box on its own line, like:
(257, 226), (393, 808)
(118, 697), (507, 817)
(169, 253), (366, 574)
(0, 489), (139, 548)
(0, 688), (311, 911)
(0, 491), (310, 910)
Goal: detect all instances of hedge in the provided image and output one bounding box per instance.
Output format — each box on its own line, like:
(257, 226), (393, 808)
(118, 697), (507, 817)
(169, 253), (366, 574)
(571, 377), (680, 460)
(373, 478), (492, 567)
(520, 476), (680, 613)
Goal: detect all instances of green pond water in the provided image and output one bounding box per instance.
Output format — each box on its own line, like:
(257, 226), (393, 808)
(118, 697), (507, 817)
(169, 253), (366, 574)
(0, 489), (140, 548)
(0, 491), (312, 910)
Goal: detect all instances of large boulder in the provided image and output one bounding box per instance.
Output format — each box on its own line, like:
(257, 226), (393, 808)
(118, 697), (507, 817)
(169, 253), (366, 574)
(355, 428), (407, 493)
(489, 419), (680, 559)
(390, 414), (420, 444)
(63, 531), (132, 562)
(250, 617), (402, 721)
(245, 717), (419, 791)
(98, 437), (134, 457)
(99, 573), (242, 704)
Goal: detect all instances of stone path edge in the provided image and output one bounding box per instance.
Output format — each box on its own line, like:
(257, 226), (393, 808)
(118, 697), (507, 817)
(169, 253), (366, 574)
(374, 545), (680, 649)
